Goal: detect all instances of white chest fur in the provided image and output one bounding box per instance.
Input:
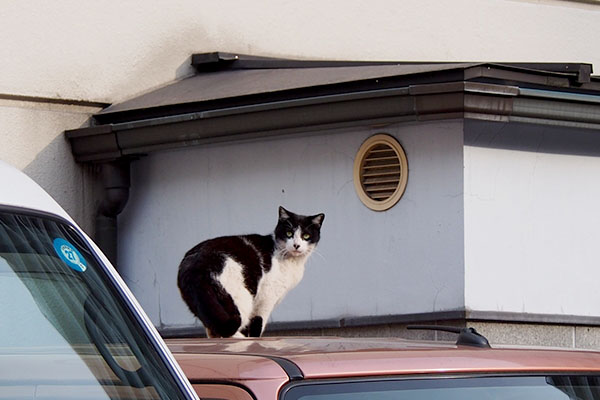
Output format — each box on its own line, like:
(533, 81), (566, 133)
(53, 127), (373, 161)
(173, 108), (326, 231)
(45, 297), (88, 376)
(265, 256), (306, 297)
(216, 254), (308, 336)
(252, 255), (307, 321)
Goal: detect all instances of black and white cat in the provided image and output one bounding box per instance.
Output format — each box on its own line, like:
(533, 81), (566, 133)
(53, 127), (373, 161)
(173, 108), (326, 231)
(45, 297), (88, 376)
(177, 207), (325, 338)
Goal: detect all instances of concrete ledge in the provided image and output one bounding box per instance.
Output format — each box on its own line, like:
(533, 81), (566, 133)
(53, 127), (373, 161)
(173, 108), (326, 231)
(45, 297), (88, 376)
(266, 310), (600, 333)
(159, 311), (600, 349)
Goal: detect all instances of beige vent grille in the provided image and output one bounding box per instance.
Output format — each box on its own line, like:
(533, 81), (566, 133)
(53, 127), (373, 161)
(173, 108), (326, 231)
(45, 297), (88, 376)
(354, 134), (408, 211)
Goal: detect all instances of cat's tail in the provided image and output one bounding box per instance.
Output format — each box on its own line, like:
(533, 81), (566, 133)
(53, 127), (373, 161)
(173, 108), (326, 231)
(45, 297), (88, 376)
(177, 259), (242, 338)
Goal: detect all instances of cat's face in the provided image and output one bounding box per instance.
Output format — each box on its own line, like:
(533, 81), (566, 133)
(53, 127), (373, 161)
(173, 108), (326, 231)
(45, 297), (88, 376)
(274, 206), (324, 258)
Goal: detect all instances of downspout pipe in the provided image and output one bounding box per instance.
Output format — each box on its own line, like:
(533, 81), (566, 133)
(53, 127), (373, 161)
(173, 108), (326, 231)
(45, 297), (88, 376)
(95, 159), (130, 270)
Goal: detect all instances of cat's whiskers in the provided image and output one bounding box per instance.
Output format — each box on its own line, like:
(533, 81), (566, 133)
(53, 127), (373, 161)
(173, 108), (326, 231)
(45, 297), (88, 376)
(276, 247), (292, 260)
(310, 247), (327, 262)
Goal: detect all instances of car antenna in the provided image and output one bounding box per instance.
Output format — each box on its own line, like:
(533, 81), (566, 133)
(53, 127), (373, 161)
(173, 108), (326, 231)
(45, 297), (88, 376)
(407, 325), (491, 348)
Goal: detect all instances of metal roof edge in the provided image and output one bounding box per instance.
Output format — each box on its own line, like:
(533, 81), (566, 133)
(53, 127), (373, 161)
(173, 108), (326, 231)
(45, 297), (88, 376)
(66, 82), (600, 163)
(96, 61), (599, 122)
(190, 52), (475, 71)
(466, 310), (600, 327)
(271, 310), (600, 331)
(190, 53), (594, 79)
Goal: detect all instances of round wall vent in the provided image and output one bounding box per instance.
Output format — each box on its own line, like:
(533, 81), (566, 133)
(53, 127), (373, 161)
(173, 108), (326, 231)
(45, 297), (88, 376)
(353, 134), (408, 211)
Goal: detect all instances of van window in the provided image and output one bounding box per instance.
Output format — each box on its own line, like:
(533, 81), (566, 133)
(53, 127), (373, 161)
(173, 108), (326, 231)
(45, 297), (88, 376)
(0, 210), (187, 400)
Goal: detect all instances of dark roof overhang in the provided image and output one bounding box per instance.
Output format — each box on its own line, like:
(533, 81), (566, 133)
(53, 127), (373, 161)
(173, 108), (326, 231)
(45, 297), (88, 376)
(66, 52), (600, 163)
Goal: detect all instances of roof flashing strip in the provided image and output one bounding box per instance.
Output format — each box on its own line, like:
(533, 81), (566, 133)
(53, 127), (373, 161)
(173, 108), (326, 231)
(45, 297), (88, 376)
(190, 53), (594, 81)
(519, 88), (600, 104)
(190, 52), (471, 72)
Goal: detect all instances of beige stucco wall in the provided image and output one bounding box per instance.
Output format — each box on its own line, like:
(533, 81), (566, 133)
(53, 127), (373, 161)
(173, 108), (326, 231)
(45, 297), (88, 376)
(1, 0), (599, 236)
(2, 0), (599, 104)
(0, 98), (102, 233)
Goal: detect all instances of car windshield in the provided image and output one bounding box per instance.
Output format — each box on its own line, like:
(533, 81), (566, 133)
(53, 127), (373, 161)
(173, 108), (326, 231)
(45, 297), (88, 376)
(285, 376), (600, 400)
(0, 209), (188, 400)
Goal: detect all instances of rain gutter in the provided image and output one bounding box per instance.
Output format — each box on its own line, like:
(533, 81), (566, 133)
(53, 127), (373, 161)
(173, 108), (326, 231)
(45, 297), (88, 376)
(95, 159), (130, 267)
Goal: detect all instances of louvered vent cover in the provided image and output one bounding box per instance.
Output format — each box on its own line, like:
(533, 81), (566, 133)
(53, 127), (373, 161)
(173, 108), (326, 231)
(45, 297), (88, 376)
(354, 134), (408, 211)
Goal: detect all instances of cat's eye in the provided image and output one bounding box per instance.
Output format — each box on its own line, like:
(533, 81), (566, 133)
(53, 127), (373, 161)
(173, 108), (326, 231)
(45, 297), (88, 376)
(302, 233), (310, 240)
(286, 231), (293, 238)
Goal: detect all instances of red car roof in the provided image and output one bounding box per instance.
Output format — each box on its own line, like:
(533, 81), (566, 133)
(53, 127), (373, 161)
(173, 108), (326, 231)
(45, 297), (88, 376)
(167, 336), (600, 380)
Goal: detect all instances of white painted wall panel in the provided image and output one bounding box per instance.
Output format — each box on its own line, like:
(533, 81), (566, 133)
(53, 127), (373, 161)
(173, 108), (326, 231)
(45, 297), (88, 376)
(464, 121), (600, 316)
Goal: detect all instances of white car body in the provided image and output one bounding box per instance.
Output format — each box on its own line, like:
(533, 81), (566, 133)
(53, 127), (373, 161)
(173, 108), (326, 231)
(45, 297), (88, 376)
(0, 160), (199, 400)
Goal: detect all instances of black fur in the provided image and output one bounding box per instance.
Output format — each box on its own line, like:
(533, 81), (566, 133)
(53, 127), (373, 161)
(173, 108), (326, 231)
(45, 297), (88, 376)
(241, 316), (263, 337)
(275, 207), (324, 247)
(177, 206), (324, 338)
(177, 251), (242, 337)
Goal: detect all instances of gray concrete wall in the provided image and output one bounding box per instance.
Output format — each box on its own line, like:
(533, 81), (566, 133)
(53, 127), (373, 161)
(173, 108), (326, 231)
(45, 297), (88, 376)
(118, 121), (465, 330)
(269, 321), (600, 350)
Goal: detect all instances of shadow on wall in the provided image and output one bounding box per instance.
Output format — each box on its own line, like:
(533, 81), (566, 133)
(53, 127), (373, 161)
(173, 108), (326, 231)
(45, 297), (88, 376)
(23, 133), (102, 236)
(465, 120), (600, 157)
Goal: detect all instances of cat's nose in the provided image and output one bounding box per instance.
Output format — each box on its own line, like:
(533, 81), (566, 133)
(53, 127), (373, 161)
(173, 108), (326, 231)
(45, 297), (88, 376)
(293, 243), (300, 249)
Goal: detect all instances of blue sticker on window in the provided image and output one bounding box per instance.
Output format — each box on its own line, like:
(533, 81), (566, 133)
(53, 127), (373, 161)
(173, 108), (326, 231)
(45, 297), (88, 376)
(53, 238), (87, 272)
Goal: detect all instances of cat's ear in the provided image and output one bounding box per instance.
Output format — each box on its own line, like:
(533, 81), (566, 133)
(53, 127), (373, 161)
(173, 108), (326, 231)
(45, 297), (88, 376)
(312, 213), (325, 227)
(279, 206), (291, 220)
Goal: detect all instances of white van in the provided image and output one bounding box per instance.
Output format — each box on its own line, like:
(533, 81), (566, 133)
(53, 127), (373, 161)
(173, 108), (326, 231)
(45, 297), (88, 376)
(0, 161), (199, 400)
